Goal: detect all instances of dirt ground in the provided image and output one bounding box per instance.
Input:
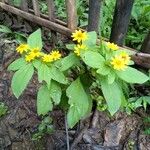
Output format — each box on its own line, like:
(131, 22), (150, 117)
(0, 11), (150, 150)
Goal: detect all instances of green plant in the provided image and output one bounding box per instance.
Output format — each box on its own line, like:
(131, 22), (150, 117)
(39, 1), (48, 14)
(0, 25), (27, 43)
(8, 29), (149, 128)
(32, 116), (53, 141)
(100, 0), (115, 38)
(0, 102), (8, 117)
(125, 96), (150, 114)
(100, 0), (150, 49)
(126, 0), (150, 49)
(144, 117), (150, 135)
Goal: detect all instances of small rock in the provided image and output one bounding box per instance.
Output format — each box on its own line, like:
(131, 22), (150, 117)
(11, 142), (26, 150)
(83, 128), (103, 144)
(104, 114), (140, 147)
(138, 132), (150, 150)
(0, 121), (11, 148)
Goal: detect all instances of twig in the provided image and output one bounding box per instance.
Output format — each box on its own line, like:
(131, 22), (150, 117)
(70, 126), (88, 150)
(90, 109), (99, 128)
(65, 113), (70, 150)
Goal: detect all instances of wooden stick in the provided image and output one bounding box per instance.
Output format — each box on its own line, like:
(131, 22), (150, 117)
(1, 2), (150, 69)
(88, 0), (102, 34)
(46, 0), (57, 48)
(140, 31), (150, 54)
(32, 0), (40, 16)
(20, 0), (28, 12)
(0, 2), (71, 36)
(4, 0), (8, 3)
(46, 0), (55, 20)
(5, 0), (12, 5)
(65, 0), (77, 31)
(110, 0), (134, 46)
(29, 8), (67, 26)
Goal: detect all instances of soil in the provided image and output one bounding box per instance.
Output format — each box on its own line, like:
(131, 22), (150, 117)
(0, 11), (150, 150)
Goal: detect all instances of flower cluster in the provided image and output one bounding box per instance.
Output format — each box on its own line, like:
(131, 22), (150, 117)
(107, 42), (119, 51)
(104, 42), (131, 70)
(16, 44), (61, 63)
(71, 30), (88, 56)
(111, 51), (131, 70)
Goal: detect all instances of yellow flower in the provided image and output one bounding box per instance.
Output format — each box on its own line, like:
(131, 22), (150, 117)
(74, 44), (87, 56)
(107, 42), (119, 51)
(50, 51), (61, 61)
(111, 56), (127, 70)
(25, 47), (43, 62)
(29, 47), (42, 58)
(25, 54), (35, 62)
(71, 30), (88, 43)
(119, 51), (131, 65)
(74, 48), (80, 56)
(42, 54), (53, 63)
(16, 44), (29, 54)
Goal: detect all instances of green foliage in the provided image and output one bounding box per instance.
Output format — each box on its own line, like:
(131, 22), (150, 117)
(81, 51), (105, 69)
(101, 77), (123, 115)
(125, 96), (150, 114)
(49, 66), (68, 84)
(54, 0), (67, 21)
(9, 29), (150, 130)
(8, 58), (27, 71)
(116, 67), (149, 84)
(83, 31), (97, 46)
(49, 80), (62, 105)
(126, 0), (150, 49)
(67, 78), (91, 128)
(32, 116), (53, 141)
(59, 53), (79, 71)
(0, 25), (12, 33)
(37, 85), (53, 115)
(38, 0), (149, 49)
(100, 0), (115, 38)
(0, 25), (27, 43)
(0, 102), (8, 118)
(144, 117), (150, 135)
(100, 0), (150, 49)
(11, 63), (34, 98)
(27, 29), (42, 49)
(36, 62), (51, 87)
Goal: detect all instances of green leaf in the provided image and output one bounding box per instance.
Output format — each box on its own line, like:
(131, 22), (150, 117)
(32, 59), (42, 69)
(97, 64), (110, 75)
(50, 80), (62, 105)
(8, 58), (27, 71)
(101, 77), (123, 115)
(11, 63), (34, 98)
(27, 29), (42, 49)
(37, 63), (51, 87)
(67, 78), (90, 128)
(50, 66), (67, 84)
(143, 96), (150, 105)
(0, 25), (12, 33)
(107, 71), (116, 84)
(66, 44), (76, 50)
(37, 85), (52, 115)
(83, 31), (97, 46)
(60, 53), (79, 71)
(14, 32), (27, 43)
(81, 51), (105, 68)
(116, 67), (149, 84)
(67, 105), (82, 128)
